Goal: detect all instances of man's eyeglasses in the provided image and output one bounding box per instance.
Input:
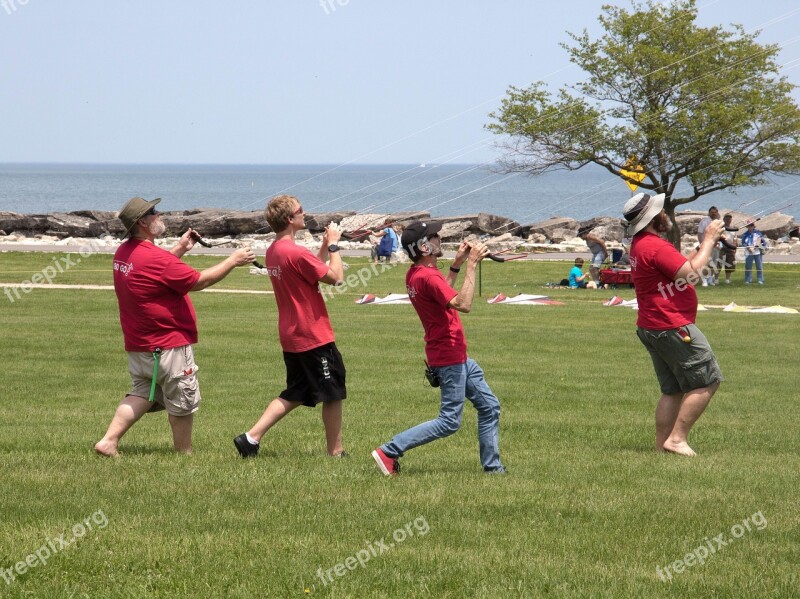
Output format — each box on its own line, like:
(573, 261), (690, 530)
(144, 207), (159, 217)
(292, 206), (304, 216)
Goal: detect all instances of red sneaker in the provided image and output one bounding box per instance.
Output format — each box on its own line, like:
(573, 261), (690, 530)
(372, 448), (400, 477)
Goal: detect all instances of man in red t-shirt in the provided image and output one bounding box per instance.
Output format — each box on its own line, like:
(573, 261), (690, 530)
(372, 221), (505, 476)
(94, 197), (256, 457)
(234, 194), (347, 458)
(624, 192), (725, 456)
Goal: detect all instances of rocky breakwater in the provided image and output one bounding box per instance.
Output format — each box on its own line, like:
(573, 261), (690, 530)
(0, 208), (796, 255)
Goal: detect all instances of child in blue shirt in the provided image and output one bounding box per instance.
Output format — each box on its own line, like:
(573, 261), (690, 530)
(569, 258), (593, 288)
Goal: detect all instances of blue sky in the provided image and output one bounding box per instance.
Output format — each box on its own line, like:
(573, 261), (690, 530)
(1, 0), (799, 164)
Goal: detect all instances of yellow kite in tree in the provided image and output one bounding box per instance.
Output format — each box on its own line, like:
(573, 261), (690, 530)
(621, 156), (646, 192)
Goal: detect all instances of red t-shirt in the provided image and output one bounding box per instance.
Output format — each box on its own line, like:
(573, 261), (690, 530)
(406, 264), (467, 367)
(113, 240), (201, 352)
(266, 238), (334, 353)
(631, 232), (697, 329)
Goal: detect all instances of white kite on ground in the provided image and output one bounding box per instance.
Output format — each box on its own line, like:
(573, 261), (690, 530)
(354, 293), (411, 305)
(487, 293), (564, 306)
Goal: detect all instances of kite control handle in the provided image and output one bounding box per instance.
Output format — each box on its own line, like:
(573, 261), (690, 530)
(188, 231), (265, 269)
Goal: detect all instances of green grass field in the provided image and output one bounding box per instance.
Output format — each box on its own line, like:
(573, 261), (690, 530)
(1, 251), (798, 598)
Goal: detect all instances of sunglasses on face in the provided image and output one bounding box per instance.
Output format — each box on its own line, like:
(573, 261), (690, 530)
(144, 207), (159, 217)
(292, 205), (304, 216)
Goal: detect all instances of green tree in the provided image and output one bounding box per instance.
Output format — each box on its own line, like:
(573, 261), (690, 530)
(487, 0), (800, 245)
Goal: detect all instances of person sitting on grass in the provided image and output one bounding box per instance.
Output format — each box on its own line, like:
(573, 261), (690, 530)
(568, 257), (597, 289)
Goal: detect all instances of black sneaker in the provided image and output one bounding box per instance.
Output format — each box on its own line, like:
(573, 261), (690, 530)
(484, 466), (507, 474)
(233, 433), (259, 458)
(331, 450), (349, 458)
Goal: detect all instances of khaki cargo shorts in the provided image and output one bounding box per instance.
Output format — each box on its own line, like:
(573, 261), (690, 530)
(127, 345), (201, 416)
(636, 323), (723, 395)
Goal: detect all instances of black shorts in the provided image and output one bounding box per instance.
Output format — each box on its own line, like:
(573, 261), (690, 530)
(280, 342), (347, 407)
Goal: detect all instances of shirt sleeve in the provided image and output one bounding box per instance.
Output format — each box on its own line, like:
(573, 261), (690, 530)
(424, 271), (459, 307)
(161, 254), (201, 295)
(296, 248), (331, 285)
(653, 241), (688, 281)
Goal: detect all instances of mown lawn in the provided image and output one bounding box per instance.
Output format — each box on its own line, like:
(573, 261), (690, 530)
(0, 251), (798, 598)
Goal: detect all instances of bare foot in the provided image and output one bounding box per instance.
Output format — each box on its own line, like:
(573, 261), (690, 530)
(94, 439), (119, 457)
(662, 440), (696, 457)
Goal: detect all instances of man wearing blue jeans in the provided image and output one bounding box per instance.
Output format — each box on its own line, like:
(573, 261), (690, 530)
(741, 221), (766, 284)
(372, 221), (505, 476)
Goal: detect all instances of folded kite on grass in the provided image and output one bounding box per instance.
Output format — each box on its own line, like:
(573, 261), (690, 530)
(487, 293), (564, 306)
(354, 293), (411, 305)
(722, 301), (798, 314)
(603, 296), (638, 308)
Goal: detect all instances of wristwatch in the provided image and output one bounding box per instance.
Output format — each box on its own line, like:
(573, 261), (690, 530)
(327, 244), (340, 253)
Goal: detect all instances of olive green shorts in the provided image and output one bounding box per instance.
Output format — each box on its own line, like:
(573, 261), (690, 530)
(636, 323), (723, 395)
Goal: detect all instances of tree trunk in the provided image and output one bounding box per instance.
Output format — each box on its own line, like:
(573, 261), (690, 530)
(664, 200), (682, 249)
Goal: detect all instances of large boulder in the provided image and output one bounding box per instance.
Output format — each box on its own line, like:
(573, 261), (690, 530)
(675, 211), (708, 238)
(306, 211), (356, 233)
(224, 211), (266, 235)
(0, 212), (48, 234)
(438, 219), (474, 242)
(527, 217), (579, 240)
(160, 209), (232, 237)
(578, 216), (625, 242)
(67, 210), (127, 236)
(338, 214), (387, 237)
(754, 212), (795, 240)
(475, 212), (522, 236)
(42, 213), (97, 237)
(387, 211), (431, 226)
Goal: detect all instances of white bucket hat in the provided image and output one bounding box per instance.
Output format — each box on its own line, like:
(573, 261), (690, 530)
(622, 192), (665, 236)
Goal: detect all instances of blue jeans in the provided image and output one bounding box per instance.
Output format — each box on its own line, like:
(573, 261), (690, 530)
(744, 253), (763, 283)
(381, 358), (503, 471)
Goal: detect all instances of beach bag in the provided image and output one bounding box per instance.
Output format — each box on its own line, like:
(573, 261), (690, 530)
(377, 231), (394, 257)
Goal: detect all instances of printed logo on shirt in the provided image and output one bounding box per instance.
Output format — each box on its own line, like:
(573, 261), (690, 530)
(406, 285), (417, 298)
(266, 266), (281, 279)
(629, 256), (637, 271)
(113, 260), (134, 276)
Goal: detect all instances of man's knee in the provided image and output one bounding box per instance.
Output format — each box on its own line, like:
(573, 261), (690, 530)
(477, 401), (500, 423)
(438, 416), (462, 436)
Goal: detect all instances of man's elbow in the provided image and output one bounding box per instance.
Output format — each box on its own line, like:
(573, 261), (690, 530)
(320, 276), (344, 286)
(449, 300), (470, 313)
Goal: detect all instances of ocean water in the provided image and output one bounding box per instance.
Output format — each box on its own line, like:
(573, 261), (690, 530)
(0, 163), (798, 224)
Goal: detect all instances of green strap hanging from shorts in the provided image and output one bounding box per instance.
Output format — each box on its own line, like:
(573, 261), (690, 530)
(148, 348), (162, 402)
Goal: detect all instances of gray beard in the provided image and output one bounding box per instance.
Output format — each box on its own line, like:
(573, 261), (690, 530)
(148, 220), (167, 237)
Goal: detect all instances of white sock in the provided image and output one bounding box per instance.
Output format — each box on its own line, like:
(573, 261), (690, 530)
(245, 433), (259, 445)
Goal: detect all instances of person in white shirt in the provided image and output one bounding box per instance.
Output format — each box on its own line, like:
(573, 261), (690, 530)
(696, 206), (720, 286)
